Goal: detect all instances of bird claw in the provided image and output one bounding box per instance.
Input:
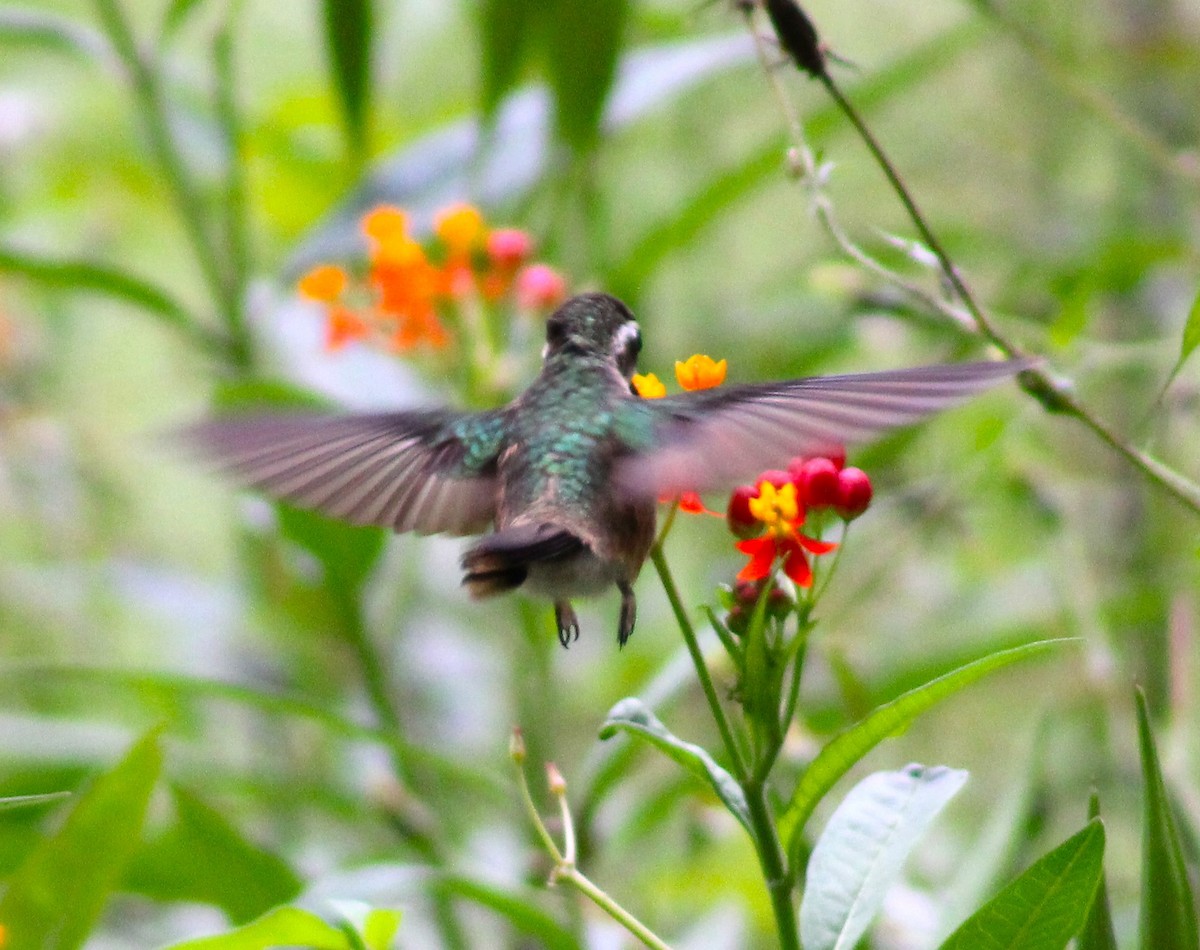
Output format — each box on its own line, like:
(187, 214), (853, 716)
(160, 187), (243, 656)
(555, 601), (580, 648)
(617, 583), (637, 649)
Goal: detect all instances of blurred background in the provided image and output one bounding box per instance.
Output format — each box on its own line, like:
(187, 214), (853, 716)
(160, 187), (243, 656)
(0, 0), (1198, 946)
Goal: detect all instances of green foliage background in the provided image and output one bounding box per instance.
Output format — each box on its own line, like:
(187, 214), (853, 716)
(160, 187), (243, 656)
(0, 0), (1197, 947)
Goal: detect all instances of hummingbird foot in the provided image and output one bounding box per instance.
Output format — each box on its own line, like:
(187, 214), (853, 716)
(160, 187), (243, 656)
(555, 601), (580, 648)
(617, 582), (637, 648)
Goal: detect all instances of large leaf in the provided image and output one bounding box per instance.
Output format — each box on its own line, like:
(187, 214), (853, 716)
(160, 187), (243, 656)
(321, 0), (374, 162)
(285, 33), (754, 274)
(780, 639), (1071, 865)
(125, 787), (302, 924)
(0, 729), (163, 950)
(1135, 688), (1200, 950)
(541, 0), (631, 152)
(938, 820), (1105, 950)
(162, 906), (355, 950)
(801, 765), (967, 950)
(477, 0), (536, 122)
(599, 697), (751, 832)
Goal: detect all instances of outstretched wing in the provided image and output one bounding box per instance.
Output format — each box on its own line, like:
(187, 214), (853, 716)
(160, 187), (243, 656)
(616, 359), (1030, 498)
(186, 409), (507, 536)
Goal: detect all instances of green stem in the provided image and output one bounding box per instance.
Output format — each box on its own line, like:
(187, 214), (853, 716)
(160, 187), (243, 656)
(556, 866), (673, 950)
(93, 0), (245, 365)
(650, 544), (748, 780)
(744, 777), (800, 950)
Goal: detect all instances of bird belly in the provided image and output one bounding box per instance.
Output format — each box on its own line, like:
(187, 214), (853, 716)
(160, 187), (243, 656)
(522, 548), (623, 601)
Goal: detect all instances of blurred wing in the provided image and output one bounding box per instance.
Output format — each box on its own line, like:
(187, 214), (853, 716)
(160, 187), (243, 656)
(186, 409), (506, 536)
(617, 359), (1030, 497)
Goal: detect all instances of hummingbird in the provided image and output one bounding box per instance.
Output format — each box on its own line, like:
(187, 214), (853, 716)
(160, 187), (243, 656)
(189, 292), (1027, 648)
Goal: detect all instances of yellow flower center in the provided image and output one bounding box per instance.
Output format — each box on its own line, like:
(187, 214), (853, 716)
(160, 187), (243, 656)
(748, 481), (798, 538)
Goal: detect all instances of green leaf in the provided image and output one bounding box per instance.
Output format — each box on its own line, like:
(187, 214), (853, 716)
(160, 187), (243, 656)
(541, 0), (631, 151)
(321, 0), (374, 162)
(801, 765), (967, 950)
(360, 908), (403, 950)
(1160, 287), (1200, 394)
(780, 639), (1072, 865)
(938, 820), (1105, 950)
(0, 8), (113, 64)
(125, 786), (302, 924)
(435, 875), (580, 950)
(0, 729), (163, 950)
(159, 0), (210, 44)
(1135, 688), (1200, 950)
(0, 792), (71, 812)
(0, 243), (221, 358)
(599, 697), (750, 832)
(161, 906), (353, 950)
(1078, 792), (1118, 950)
(478, 0), (535, 121)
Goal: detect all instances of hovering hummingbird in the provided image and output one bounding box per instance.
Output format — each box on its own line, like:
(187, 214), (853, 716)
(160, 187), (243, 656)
(190, 292), (1026, 648)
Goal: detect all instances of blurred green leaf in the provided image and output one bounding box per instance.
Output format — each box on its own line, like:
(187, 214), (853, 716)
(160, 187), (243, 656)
(321, 0), (374, 163)
(1078, 792), (1118, 950)
(801, 765), (967, 950)
(360, 908), (403, 950)
(435, 875), (580, 950)
(0, 243), (223, 357)
(1135, 688), (1200, 950)
(0, 729), (163, 950)
(0, 792), (71, 812)
(599, 697), (750, 832)
(0, 8), (113, 64)
(541, 0), (630, 151)
(478, 0), (535, 121)
(125, 786), (302, 924)
(780, 639), (1071, 865)
(162, 906), (353, 950)
(938, 820), (1105, 950)
(1160, 287), (1200, 395)
(159, 0), (210, 44)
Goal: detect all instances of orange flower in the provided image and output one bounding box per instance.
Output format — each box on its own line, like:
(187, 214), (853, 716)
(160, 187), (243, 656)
(363, 205), (408, 243)
(632, 372), (666, 399)
(675, 354), (727, 391)
(435, 203), (486, 255)
(325, 304), (370, 351)
(297, 264), (348, 302)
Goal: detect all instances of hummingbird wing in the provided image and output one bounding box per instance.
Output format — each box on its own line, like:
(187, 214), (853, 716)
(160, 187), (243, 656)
(186, 409), (507, 536)
(616, 359), (1030, 498)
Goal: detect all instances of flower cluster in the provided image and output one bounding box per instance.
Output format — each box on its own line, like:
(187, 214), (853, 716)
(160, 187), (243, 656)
(297, 203), (568, 354)
(726, 452), (872, 588)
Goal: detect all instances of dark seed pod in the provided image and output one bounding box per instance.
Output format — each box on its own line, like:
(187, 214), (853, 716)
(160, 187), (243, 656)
(765, 0), (826, 79)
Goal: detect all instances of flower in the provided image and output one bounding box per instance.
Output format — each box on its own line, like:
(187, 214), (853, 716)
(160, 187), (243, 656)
(631, 372), (666, 399)
(434, 202), (485, 255)
(678, 491), (721, 516)
(675, 353), (727, 391)
(727, 484), (761, 538)
(515, 263), (568, 311)
(325, 304), (370, 351)
(487, 229), (534, 269)
(792, 456), (840, 508)
(297, 264), (348, 302)
(834, 466), (872, 519)
(362, 205), (408, 243)
(731, 474), (837, 587)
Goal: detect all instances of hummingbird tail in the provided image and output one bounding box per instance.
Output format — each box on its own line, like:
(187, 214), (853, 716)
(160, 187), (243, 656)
(460, 524), (584, 599)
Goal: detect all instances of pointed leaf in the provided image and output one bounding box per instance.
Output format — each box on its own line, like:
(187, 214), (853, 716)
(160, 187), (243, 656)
(321, 0), (373, 161)
(161, 906), (352, 950)
(0, 729), (163, 950)
(0, 792), (71, 812)
(1180, 288), (1200, 369)
(478, 0), (535, 121)
(781, 640), (1072, 864)
(125, 787), (302, 924)
(599, 697), (750, 832)
(1078, 792), (1118, 950)
(542, 0), (631, 151)
(801, 765), (968, 950)
(938, 820), (1105, 950)
(1135, 688), (1200, 950)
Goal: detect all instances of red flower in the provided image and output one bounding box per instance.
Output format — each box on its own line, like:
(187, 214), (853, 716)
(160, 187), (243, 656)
(735, 533), (836, 587)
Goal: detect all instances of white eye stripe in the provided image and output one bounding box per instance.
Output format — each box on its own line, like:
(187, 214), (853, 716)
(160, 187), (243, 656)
(613, 320), (641, 357)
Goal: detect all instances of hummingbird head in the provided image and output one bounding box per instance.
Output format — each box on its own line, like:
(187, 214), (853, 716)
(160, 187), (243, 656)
(543, 292), (642, 380)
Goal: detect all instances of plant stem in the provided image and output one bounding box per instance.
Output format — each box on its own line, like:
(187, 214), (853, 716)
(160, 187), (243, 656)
(650, 544), (748, 780)
(555, 866), (673, 950)
(744, 777), (800, 950)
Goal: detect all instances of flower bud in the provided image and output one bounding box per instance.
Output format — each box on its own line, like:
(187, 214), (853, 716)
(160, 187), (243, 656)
(546, 762), (567, 796)
(834, 466), (872, 519)
(726, 605), (749, 635)
(727, 484), (761, 538)
(767, 585), (793, 618)
(516, 264), (568, 311)
(487, 228), (534, 269)
(733, 579), (763, 606)
(795, 457), (840, 508)
(509, 728), (526, 763)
